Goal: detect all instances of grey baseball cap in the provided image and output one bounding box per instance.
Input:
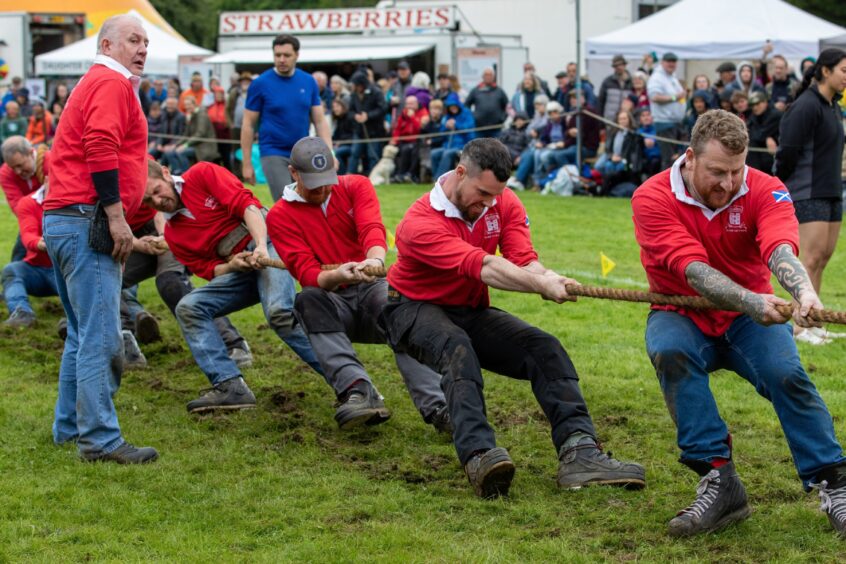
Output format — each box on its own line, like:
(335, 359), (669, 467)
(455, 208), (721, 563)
(290, 137), (338, 189)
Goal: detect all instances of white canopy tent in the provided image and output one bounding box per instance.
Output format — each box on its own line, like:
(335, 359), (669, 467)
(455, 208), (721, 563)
(35, 10), (212, 76)
(586, 0), (846, 61)
(821, 33), (846, 52)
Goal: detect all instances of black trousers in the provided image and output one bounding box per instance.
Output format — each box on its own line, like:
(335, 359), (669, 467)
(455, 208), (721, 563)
(394, 142), (419, 178)
(382, 299), (596, 465)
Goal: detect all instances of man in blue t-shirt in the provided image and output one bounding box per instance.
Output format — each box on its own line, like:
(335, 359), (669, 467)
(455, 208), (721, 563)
(241, 34), (333, 201)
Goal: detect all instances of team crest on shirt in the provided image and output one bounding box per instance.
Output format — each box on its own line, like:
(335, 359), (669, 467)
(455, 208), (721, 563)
(484, 214), (501, 238)
(725, 205), (747, 233)
(204, 195), (219, 210)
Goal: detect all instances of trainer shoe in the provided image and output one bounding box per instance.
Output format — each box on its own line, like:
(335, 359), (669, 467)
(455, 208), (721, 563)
(557, 435), (646, 490)
(82, 442), (158, 465)
(134, 311), (161, 344)
(186, 376), (256, 413)
(229, 341), (253, 369)
(4, 307), (36, 328)
(333, 381), (391, 429)
(812, 464), (846, 537)
(506, 176), (525, 191)
(668, 461), (752, 537)
(795, 328), (832, 346)
(57, 317), (68, 341)
(122, 330), (147, 371)
(464, 447), (516, 499)
(427, 404), (454, 435)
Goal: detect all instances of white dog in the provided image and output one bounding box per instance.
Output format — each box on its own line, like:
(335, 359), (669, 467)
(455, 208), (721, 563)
(368, 144), (399, 186)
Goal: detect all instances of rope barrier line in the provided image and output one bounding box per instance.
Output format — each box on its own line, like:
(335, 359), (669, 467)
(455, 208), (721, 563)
(256, 259), (846, 325)
(151, 107), (770, 153)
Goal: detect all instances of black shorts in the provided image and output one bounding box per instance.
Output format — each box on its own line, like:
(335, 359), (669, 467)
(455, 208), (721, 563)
(793, 198), (843, 224)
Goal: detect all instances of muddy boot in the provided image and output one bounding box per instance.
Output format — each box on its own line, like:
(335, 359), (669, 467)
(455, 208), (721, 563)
(464, 447), (515, 499)
(668, 461), (751, 537)
(557, 434), (646, 490)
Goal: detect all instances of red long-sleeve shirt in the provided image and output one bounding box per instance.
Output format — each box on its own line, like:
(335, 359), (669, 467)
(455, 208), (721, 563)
(388, 178), (538, 307)
(16, 195), (51, 268)
(0, 162), (44, 215)
(163, 162), (262, 280)
(267, 174), (387, 287)
(391, 108), (429, 144)
(632, 158), (799, 337)
(44, 61), (147, 218)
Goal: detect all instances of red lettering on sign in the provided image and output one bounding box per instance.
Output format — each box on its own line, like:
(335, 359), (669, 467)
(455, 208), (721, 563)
(385, 10), (402, 28)
(434, 7), (451, 26)
(277, 14), (294, 30)
(345, 10), (361, 29)
(326, 12), (342, 29)
(258, 15), (273, 32)
(221, 14), (236, 33)
(415, 9), (431, 28)
(363, 10), (380, 29)
(294, 12), (323, 30)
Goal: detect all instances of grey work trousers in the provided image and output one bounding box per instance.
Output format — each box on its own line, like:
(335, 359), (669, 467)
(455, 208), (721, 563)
(294, 279), (446, 419)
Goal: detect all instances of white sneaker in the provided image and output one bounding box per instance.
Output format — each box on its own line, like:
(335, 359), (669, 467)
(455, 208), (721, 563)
(795, 328), (832, 346)
(810, 326), (846, 339)
(506, 177), (525, 191)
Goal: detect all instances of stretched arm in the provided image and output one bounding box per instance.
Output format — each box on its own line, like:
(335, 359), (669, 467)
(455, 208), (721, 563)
(481, 255), (575, 303)
(685, 261), (790, 325)
(767, 243), (823, 327)
(240, 109), (259, 185)
(242, 204), (268, 269)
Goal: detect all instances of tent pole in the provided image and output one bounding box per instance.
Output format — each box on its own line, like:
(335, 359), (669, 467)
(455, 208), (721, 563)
(575, 0), (582, 173)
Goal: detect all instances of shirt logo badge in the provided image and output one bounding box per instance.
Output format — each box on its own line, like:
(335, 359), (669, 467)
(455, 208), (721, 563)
(484, 214), (501, 238)
(772, 189), (792, 203)
(726, 205), (747, 233)
(204, 196), (218, 209)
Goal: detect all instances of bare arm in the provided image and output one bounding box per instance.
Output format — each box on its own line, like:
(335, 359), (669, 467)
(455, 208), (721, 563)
(240, 109), (259, 185)
(522, 260), (556, 277)
(767, 243), (823, 327)
(311, 105), (333, 151)
(685, 261), (790, 325)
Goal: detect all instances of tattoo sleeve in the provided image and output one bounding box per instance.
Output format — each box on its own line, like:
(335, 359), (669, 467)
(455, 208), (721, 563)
(685, 261), (767, 322)
(767, 243), (813, 302)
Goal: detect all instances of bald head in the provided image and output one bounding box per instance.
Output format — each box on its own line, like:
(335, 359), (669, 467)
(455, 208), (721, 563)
(96, 14), (148, 75)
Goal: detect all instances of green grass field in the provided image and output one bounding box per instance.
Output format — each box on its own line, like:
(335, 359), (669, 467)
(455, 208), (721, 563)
(2, 184), (846, 562)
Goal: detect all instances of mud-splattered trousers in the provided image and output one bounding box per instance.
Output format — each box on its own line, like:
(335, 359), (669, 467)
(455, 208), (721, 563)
(646, 310), (845, 488)
(44, 207), (126, 457)
(382, 296), (596, 465)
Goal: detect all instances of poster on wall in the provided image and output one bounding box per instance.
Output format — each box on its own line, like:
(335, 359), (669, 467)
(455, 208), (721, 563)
(25, 78), (47, 101)
(456, 47), (501, 94)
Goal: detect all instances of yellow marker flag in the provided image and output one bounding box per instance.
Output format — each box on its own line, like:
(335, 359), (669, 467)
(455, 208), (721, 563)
(386, 228), (396, 250)
(600, 252), (616, 278)
(495, 246), (502, 256)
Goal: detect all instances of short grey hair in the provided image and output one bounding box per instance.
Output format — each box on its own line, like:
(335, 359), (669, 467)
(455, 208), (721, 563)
(411, 71), (431, 89)
(96, 14), (143, 54)
(1, 136), (33, 164)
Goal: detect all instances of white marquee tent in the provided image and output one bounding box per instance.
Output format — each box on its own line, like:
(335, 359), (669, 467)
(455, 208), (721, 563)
(35, 10), (212, 76)
(586, 0), (846, 61)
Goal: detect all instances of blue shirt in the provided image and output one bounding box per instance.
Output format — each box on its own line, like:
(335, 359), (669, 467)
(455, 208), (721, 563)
(245, 68), (320, 157)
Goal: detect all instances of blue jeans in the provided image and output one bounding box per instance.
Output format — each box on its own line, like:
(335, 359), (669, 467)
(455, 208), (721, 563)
(594, 154), (626, 176)
(432, 147), (461, 178)
(645, 310), (845, 487)
(348, 137), (381, 176)
(174, 242), (322, 385)
(334, 144), (352, 175)
(43, 210), (125, 456)
(542, 146), (596, 171)
(163, 147), (196, 175)
(1, 260), (58, 314)
(514, 148), (535, 184)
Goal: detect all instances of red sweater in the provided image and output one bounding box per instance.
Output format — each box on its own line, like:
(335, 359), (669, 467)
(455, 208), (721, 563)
(267, 175), (387, 287)
(388, 181), (537, 307)
(632, 162), (798, 337)
(127, 202), (158, 232)
(0, 162), (44, 215)
(163, 162), (262, 280)
(391, 108), (429, 143)
(44, 63), (147, 218)
(16, 195), (51, 268)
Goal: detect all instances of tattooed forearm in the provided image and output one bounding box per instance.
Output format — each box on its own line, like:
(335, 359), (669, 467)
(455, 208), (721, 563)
(685, 261), (767, 322)
(768, 243), (813, 301)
